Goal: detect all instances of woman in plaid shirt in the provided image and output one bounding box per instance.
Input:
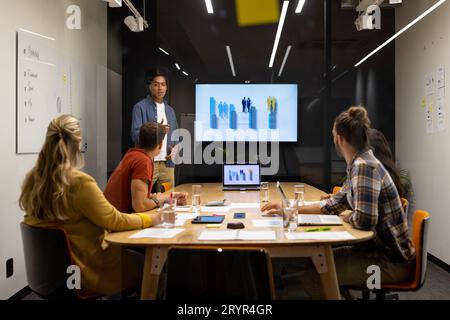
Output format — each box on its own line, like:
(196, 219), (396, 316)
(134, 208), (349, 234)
(262, 106), (415, 299)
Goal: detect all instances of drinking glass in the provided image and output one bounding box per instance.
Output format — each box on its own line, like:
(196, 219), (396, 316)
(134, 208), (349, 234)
(161, 204), (176, 228)
(192, 185), (201, 211)
(261, 182), (269, 202)
(294, 184), (305, 206)
(282, 204), (298, 232)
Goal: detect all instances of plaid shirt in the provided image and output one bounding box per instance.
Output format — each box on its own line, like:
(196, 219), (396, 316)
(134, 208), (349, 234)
(320, 149), (415, 262)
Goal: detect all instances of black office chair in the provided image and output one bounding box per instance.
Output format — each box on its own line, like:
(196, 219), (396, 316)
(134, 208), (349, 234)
(165, 246), (275, 300)
(20, 222), (98, 300)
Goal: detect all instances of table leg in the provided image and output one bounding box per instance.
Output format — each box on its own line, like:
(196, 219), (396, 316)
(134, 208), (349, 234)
(315, 245), (340, 300)
(266, 245), (341, 300)
(140, 247), (168, 300)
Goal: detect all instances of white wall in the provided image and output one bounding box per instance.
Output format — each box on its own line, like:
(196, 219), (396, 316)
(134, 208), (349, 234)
(396, 0), (450, 264)
(0, 0), (107, 299)
(107, 69), (123, 174)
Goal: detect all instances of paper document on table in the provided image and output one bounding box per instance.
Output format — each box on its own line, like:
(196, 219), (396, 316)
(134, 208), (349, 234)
(297, 214), (343, 226)
(252, 219), (283, 228)
(155, 220), (186, 227)
(229, 202), (261, 209)
(285, 231), (355, 241)
(198, 230), (276, 241)
(200, 206), (230, 213)
(174, 219), (186, 227)
(198, 230), (238, 241)
(175, 206), (192, 212)
(176, 213), (198, 220)
(129, 228), (184, 239)
(238, 230), (276, 240)
(289, 200), (320, 206)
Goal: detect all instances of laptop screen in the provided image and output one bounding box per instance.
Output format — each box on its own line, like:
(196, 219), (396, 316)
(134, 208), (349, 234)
(223, 164), (260, 186)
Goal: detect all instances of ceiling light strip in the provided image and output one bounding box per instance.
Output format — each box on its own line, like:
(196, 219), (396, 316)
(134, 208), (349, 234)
(295, 0), (306, 13)
(278, 45), (292, 76)
(205, 0), (214, 14)
(158, 47), (169, 55)
(269, 1), (290, 68)
(226, 46), (237, 77)
(355, 0), (446, 67)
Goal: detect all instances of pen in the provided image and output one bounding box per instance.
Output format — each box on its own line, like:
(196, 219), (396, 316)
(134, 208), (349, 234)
(305, 227), (331, 232)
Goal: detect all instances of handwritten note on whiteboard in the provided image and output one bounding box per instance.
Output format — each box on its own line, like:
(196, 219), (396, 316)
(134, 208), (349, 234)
(425, 72), (436, 96)
(437, 87), (446, 132)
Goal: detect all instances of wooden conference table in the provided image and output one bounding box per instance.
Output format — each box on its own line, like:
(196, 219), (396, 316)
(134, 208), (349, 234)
(105, 183), (373, 300)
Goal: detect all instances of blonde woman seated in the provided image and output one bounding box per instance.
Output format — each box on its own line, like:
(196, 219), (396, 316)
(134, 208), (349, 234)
(19, 115), (160, 297)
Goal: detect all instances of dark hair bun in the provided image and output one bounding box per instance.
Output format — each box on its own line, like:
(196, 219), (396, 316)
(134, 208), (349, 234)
(334, 105), (371, 151)
(348, 106), (370, 128)
(348, 106), (367, 120)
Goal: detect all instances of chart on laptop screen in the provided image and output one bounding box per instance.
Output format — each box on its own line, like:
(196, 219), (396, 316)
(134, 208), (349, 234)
(224, 164), (260, 185)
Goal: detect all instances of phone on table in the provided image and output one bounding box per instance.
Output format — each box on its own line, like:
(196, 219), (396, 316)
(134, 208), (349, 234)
(233, 212), (246, 219)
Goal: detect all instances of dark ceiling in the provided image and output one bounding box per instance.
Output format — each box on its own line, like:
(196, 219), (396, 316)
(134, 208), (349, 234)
(155, 0), (395, 93)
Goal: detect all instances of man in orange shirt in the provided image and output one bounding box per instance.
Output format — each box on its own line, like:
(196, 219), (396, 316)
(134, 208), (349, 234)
(105, 122), (187, 213)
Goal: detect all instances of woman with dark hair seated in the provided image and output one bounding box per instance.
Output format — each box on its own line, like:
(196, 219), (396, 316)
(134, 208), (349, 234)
(367, 128), (405, 197)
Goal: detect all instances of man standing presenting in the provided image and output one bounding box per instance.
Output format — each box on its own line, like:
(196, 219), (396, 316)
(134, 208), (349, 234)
(131, 69), (178, 191)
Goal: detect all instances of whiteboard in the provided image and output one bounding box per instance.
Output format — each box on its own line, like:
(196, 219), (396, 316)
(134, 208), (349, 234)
(16, 29), (86, 154)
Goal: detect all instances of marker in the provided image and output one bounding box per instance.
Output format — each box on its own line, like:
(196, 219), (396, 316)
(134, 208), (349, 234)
(305, 227), (332, 232)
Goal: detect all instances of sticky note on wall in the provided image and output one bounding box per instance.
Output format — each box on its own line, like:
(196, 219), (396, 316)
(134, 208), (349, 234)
(235, 0), (280, 27)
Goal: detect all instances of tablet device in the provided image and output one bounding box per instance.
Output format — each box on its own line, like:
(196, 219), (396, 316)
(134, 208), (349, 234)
(192, 215), (225, 224)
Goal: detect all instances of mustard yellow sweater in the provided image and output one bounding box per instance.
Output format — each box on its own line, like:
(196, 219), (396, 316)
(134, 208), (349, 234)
(24, 170), (152, 296)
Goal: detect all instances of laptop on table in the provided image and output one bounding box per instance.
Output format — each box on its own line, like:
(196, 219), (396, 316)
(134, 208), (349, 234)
(222, 163), (261, 191)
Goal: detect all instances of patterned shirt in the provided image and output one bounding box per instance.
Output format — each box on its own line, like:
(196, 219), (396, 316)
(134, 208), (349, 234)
(320, 149), (415, 262)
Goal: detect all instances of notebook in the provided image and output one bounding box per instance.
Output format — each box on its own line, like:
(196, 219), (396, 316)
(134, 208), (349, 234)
(297, 214), (343, 226)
